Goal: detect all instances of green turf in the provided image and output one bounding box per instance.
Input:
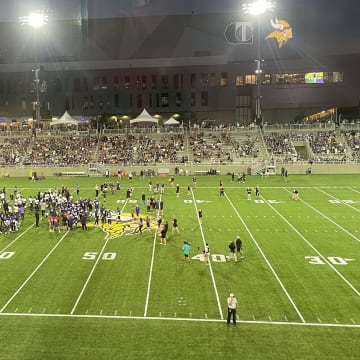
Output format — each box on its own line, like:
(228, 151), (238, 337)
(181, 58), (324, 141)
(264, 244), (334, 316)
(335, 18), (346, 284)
(0, 173), (359, 359)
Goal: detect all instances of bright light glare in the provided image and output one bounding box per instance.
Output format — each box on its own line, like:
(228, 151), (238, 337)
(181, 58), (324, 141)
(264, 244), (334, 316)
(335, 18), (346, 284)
(19, 11), (48, 28)
(243, 0), (274, 15)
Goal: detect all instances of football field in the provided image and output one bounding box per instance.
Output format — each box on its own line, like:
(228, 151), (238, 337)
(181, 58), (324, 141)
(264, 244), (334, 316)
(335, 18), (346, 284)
(0, 173), (359, 359)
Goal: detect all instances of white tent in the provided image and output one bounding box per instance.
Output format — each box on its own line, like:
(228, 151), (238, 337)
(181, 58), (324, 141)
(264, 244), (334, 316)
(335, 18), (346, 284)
(130, 109), (158, 125)
(50, 111), (79, 127)
(164, 117), (180, 126)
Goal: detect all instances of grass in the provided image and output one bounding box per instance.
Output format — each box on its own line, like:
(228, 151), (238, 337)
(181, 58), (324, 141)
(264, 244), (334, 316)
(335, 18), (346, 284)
(0, 173), (359, 359)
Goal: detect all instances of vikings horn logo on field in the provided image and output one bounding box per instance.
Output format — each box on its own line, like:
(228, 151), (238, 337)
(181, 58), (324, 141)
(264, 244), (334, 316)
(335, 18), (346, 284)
(87, 213), (158, 239)
(265, 17), (293, 48)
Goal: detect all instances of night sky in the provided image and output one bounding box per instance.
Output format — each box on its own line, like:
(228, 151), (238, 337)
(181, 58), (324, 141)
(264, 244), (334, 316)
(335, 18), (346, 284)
(0, 0), (359, 55)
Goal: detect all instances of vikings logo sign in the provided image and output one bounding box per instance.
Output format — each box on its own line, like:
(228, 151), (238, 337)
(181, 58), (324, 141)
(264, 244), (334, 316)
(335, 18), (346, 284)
(265, 17), (292, 48)
(87, 213), (158, 239)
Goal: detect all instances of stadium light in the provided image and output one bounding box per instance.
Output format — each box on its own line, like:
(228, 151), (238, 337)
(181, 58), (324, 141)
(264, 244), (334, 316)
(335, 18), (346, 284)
(243, 1), (274, 126)
(19, 10), (49, 136)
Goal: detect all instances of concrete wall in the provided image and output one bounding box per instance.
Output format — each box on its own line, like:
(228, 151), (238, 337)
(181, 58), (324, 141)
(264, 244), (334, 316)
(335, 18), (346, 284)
(2, 162), (359, 178)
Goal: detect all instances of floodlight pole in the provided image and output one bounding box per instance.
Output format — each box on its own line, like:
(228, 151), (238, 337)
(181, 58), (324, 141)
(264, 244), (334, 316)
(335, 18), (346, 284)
(255, 15), (263, 126)
(20, 10), (48, 137)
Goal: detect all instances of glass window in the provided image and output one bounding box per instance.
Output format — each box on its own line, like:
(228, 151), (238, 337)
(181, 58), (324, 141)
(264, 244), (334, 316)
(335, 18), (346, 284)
(201, 91), (208, 106)
(191, 73), (196, 89)
(220, 72), (228, 87)
(175, 92), (182, 107)
(190, 92), (196, 106)
(161, 93), (169, 107)
(161, 75), (169, 89)
(200, 73), (209, 87)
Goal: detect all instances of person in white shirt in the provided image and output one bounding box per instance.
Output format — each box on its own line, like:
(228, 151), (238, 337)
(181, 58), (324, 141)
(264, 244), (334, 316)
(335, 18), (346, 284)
(227, 293), (238, 326)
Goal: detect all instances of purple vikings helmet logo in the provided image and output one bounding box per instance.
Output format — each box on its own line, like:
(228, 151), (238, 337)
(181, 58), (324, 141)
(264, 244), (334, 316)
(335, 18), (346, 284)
(265, 18), (293, 48)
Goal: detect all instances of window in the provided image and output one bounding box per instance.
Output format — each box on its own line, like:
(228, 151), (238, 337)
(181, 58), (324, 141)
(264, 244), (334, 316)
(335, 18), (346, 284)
(200, 73), (209, 87)
(74, 78), (81, 92)
(137, 94), (143, 108)
(113, 76), (119, 89)
(190, 92), (196, 107)
(83, 78), (88, 91)
(83, 96), (89, 110)
(161, 75), (169, 89)
(151, 75), (157, 89)
(149, 93), (153, 107)
(209, 73), (216, 87)
(161, 93), (169, 107)
(191, 73), (196, 88)
(93, 77), (99, 90)
(174, 74), (179, 89)
(124, 75), (131, 89)
(201, 91), (208, 106)
(236, 75), (245, 86)
(220, 72), (228, 87)
(141, 75), (147, 90)
(114, 94), (119, 108)
(175, 92), (182, 107)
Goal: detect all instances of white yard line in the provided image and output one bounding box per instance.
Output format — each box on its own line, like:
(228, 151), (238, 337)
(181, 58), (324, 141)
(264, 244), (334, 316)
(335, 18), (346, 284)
(0, 311), (359, 329)
(274, 189), (360, 297)
(70, 198), (130, 315)
(315, 187), (360, 213)
(225, 193), (306, 323)
(284, 188), (360, 244)
(191, 188), (224, 320)
(0, 231), (69, 313)
(0, 223), (35, 253)
(143, 193), (162, 317)
(348, 187), (360, 195)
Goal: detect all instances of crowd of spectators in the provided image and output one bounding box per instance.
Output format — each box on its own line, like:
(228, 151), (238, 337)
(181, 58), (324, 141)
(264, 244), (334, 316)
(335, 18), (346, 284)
(1, 128), (358, 167)
(263, 132), (298, 161)
(308, 131), (347, 161)
(342, 130), (360, 161)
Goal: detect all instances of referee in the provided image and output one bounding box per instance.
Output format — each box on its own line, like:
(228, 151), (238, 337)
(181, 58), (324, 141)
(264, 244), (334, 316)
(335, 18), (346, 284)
(227, 293), (238, 326)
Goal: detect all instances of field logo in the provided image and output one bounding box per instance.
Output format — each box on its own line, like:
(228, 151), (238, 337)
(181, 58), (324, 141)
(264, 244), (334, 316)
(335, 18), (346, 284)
(265, 17), (293, 48)
(87, 213), (158, 239)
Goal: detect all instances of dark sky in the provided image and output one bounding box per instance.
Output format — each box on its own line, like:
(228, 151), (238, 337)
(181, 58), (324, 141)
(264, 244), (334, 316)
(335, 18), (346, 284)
(0, 0), (359, 21)
(0, 0), (359, 56)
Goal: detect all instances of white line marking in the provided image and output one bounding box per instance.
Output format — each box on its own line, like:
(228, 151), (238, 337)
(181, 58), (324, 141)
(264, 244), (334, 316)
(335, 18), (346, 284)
(143, 194), (163, 317)
(71, 199), (130, 315)
(281, 188), (360, 296)
(316, 187), (360, 213)
(0, 232), (69, 313)
(225, 193), (306, 323)
(191, 188), (224, 320)
(1, 312), (360, 329)
(0, 223), (35, 253)
(293, 188), (360, 244)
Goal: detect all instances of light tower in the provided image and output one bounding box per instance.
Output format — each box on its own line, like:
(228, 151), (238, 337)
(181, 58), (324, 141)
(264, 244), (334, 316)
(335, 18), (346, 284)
(243, 0), (274, 126)
(19, 10), (49, 136)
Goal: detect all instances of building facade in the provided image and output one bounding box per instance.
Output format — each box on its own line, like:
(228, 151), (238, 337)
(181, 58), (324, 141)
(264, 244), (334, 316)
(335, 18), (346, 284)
(0, 1), (359, 126)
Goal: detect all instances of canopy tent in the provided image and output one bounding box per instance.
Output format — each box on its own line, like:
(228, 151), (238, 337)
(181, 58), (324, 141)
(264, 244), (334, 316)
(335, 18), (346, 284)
(130, 109), (158, 125)
(50, 111), (79, 126)
(164, 117), (180, 126)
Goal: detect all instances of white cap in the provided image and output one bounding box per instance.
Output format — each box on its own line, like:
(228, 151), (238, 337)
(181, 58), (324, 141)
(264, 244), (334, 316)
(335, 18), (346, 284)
(230, 293), (235, 297)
